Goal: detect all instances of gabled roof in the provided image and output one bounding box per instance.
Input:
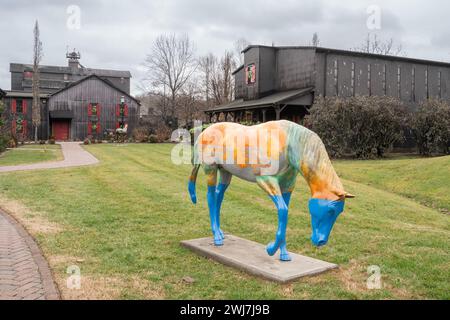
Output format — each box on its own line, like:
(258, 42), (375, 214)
(10, 63), (131, 78)
(50, 74), (140, 104)
(207, 87), (314, 112)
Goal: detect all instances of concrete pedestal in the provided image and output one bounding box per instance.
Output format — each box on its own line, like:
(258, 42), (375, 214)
(181, 234), (338, 283)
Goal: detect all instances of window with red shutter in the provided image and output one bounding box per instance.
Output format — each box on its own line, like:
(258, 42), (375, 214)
(12, 99), (17, 114)
(22, 100), (27, 114)
(97, 104), (101, 117)
(116, 104), (120, 117)
(88, 122), (92, 135)
(96, 122), (101, 134)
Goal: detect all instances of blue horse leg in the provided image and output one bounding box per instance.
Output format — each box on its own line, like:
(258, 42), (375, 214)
(279, 192), (292, 261)
(215, 170), (232, 240)
(207, 185), (223, 246)
(215, 183), (229, 240)
(266, 194), (289, 259)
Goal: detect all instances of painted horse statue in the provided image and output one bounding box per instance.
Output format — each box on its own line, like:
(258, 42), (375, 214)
(188, 120), (354, 261)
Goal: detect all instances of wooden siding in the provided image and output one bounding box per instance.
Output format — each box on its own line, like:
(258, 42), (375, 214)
(236, 46), (450, 108)
(2, 96), (48, 140)
(48, 77), (139, 140)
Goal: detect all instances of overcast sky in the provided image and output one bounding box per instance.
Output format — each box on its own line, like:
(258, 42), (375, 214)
(1, 0), (449, 95)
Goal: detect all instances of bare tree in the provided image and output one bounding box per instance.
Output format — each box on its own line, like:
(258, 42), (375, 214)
(143, 33), (197, 126)
(311, 32), (320, 47)
(177, 80), (204, 127)
(199, 51), (236, 106)
(354, 33), (403, 56)
(198, 53), (215, 109)
(234, 38), (250, 66)
(32, 20), (43, 142)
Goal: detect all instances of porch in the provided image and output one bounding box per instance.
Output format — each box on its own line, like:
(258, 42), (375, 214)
(205, 87), (314, 124)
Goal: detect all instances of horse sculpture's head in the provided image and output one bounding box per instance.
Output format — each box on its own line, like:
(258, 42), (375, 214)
(308, 193), (354, 247)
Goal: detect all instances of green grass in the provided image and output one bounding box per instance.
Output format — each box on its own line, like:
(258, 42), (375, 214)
(334, 155), (450, 213)
(0, 144), (448, 299)
(0, 144), (62, 166)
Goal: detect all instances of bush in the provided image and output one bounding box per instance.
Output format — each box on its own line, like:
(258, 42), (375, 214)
(48, 135), (56, 145)
(0, 135), (8, 153)
(83, 138), (91, 145)
(132, 127), (150, 143)
(411, 99), (450, 156)
(155, 123), (171, 143)
(148, 134), (159, 143)
(306, 96), (406, 159)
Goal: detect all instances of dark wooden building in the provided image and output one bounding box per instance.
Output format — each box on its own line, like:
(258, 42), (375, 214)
(47, 75), (139, 140)
(206, 45), (450, 123)
(10, 51), (131, 94)
(2, 52), (139, 141)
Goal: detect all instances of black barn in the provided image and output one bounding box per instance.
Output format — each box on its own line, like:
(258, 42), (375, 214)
(207, 45), (450, 123)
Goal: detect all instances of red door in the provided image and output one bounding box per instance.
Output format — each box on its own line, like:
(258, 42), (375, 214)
(52, 120), (70, 140)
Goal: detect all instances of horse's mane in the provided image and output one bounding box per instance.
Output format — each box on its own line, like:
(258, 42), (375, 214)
(287, 123), (344, 195)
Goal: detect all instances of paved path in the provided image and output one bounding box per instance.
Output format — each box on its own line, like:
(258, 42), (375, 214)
(0, 142), (98, 299)
(0, 210), (59, 299)
(0, 142), (99, 173)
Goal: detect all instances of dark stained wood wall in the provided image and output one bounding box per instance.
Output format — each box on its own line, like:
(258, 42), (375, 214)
(237, 46), (450, 108)
(48, 77), (139, 140)
(2, 96), (48, 140)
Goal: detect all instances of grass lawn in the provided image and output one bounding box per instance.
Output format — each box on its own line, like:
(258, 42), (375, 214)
(334, 156), (450, 213)
(0, 144), (62, 166)
(0, 143), (448, 299)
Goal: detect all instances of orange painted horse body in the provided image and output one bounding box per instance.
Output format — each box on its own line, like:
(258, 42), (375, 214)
(188, 120), (354, 261)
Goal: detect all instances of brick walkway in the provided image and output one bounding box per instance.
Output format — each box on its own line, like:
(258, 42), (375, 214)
(0, 142), (98, 299)
(0, 142), (99, 173)
(0, 210), (59, 299)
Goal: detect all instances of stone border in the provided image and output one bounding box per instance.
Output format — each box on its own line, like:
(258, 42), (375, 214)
(0, 209), (60, 300)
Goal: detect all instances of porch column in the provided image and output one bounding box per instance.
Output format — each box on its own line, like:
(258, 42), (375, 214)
(275, 105), (281, 120)
(262, 109), (267, 122)
(274, 104), (288, 120)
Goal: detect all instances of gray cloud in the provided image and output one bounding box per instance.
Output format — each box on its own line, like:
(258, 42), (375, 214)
(0, 0), (448, 95)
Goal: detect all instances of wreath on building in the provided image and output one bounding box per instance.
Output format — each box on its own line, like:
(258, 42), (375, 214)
(16, 116), (23, 132)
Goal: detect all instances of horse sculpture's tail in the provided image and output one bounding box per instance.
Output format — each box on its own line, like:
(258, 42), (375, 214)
(188, 135), (201, 204)
(188, 164), (200, 204)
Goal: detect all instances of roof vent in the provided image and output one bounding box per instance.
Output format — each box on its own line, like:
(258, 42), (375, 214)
(66, 49), (81, 69)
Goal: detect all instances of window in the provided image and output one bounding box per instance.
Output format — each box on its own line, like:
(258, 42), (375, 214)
(382, 64), (387, 95)
(23, 71), (33, 79)
(351, 62), (355, 96)
(367, 64), (372, 95)
(245, 63), (256, 85)
(397, 67), (401, 98)
(411, 67), (416, 102)
(16, 99), (23, 113)
(334, 60), (338, 96)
